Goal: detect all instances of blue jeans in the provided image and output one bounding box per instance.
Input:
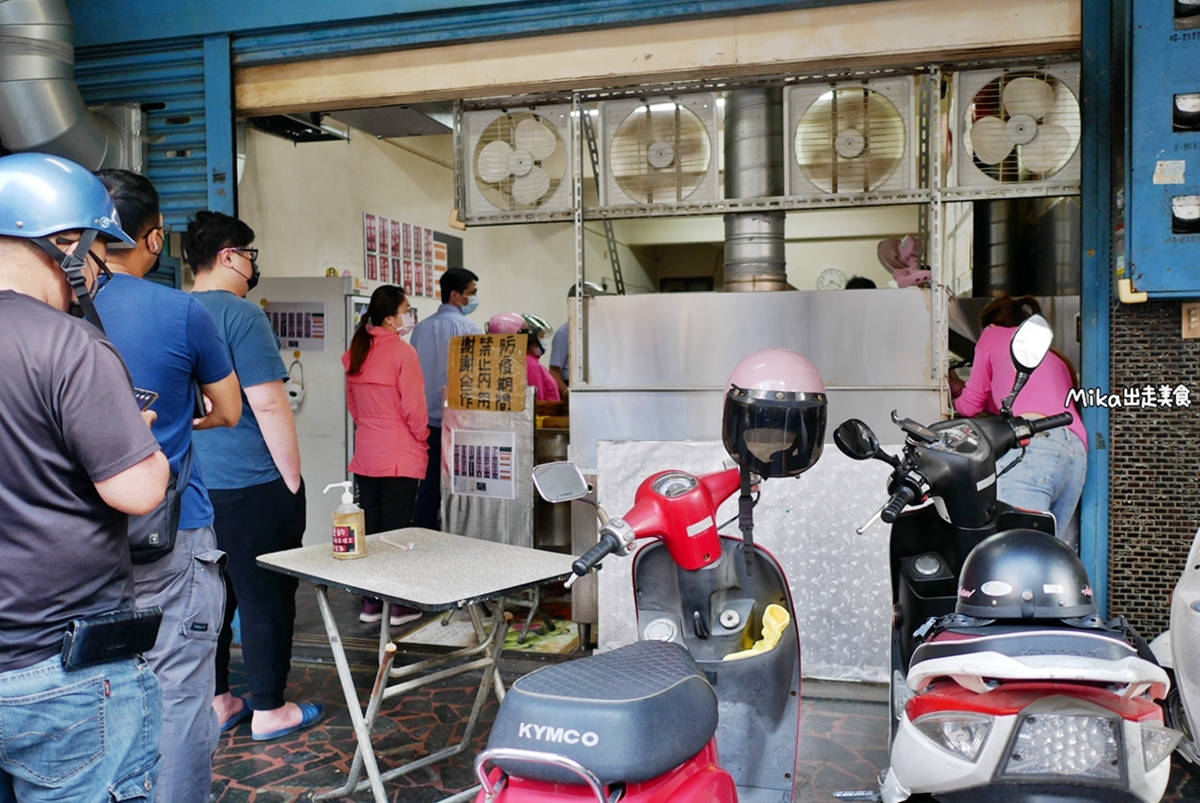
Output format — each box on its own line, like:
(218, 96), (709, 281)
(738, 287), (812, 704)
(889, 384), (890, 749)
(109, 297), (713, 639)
(996, 426), (1087, 551)
(0, 655), (162, 803)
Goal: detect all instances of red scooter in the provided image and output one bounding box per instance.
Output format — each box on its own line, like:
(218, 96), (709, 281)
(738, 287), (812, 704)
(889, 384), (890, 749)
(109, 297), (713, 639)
(471, 348), (828, 803)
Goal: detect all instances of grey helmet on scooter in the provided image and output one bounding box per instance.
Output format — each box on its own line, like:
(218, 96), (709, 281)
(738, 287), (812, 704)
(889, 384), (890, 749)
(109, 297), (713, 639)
(722, 348), (828, 478)
(956, 529), (1097, 620)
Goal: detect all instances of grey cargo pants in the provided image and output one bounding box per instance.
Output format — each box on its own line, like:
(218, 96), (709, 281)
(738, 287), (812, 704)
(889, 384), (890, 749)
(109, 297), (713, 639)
(133, 526), (226, 803)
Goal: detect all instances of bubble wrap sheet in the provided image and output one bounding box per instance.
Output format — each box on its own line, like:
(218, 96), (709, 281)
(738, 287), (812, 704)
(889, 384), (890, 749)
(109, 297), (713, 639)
(596, 440), (899, 683)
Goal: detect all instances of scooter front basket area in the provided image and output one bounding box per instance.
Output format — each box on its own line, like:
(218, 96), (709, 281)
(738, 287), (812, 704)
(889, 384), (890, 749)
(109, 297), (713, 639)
(632, 536), (802, 802)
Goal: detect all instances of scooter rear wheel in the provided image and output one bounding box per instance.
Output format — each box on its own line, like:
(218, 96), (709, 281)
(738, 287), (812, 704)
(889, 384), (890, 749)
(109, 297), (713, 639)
(1165, 683), (1200, 776)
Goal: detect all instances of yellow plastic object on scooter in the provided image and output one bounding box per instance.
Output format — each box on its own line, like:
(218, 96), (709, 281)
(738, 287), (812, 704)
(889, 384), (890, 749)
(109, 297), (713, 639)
(722, 603), (791, 661)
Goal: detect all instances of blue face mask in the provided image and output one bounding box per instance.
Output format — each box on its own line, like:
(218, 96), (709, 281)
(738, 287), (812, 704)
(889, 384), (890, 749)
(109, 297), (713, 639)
(461, 295), (479, 316)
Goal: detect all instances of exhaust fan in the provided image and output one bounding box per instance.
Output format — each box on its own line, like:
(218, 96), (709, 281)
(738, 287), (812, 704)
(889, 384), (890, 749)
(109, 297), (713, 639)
(955, 64), (1081, 187)
(461, 106), (573, 222)
(786, 79), (915, 196)
(599, 94), (719, 206)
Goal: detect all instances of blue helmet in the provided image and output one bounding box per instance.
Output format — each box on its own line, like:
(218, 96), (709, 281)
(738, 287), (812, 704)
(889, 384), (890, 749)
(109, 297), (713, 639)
(0, 153), (134, 245)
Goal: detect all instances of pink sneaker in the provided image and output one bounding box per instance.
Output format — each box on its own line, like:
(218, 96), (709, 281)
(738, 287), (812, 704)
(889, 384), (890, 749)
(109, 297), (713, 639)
(359, 598), (383, 623)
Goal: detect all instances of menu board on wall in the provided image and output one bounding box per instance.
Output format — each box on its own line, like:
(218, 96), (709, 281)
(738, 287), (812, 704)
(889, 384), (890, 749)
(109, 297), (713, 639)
(446, 334), (528, 412)
(363, 213), (451, 298)
(449, 429), (516, 499)
(263, 301), (327, 352)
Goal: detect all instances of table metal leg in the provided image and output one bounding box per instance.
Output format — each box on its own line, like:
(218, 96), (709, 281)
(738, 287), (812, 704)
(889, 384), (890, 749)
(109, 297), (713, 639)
(337, 600), (511, 798)
(468, 603), (505, 702)
(312, 585), (389, 803)
(338, 642), (399, 798)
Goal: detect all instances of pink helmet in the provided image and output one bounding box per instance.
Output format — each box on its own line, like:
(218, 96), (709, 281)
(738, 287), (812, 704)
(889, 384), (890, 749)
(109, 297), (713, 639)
(487, 312), (527, 334)
(722, 349), (828, 478)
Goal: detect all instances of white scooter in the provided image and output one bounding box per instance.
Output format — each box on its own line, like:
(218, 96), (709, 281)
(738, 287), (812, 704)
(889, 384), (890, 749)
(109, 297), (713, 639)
(1149, 526), (1200, 775)
(834, 315), (1180, 803)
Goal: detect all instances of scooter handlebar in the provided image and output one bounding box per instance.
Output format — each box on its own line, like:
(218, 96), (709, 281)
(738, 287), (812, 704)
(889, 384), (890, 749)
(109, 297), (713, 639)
(880, 483), (918, 524)
(571, 531), (624, 577)
(1028, 412), (1074, 434)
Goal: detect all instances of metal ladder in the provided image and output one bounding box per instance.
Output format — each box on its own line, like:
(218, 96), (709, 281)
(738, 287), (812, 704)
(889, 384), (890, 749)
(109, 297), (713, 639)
(580, 108), (625, 295)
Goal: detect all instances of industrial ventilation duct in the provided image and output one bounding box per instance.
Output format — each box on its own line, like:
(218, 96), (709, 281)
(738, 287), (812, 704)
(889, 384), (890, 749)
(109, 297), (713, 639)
(723, 88), (787, 292)
(0, 0), (123, 168)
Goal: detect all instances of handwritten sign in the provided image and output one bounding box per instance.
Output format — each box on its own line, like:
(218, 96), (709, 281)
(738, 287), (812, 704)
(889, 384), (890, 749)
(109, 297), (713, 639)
(447, 334), (527, 412)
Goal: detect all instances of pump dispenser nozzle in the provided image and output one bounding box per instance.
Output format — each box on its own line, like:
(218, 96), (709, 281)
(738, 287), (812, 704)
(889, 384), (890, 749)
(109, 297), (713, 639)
(324, 481), (354, 507)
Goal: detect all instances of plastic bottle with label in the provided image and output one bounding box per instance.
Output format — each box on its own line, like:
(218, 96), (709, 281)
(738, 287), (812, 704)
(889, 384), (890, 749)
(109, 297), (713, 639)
(323, 481), (366, 559)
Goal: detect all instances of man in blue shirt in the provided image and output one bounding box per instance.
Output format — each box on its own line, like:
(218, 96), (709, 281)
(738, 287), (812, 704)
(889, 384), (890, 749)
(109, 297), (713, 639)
(409, 267), (481, 529)
(188, 211), (323, 743)
(95, 170), (243, 803)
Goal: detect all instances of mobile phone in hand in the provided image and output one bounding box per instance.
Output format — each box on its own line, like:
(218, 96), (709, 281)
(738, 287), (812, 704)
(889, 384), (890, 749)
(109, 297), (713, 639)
(134, 388), (159, 411)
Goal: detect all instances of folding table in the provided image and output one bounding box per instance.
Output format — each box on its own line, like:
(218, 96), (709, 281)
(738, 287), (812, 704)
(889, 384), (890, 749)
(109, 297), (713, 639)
(258, 527), (576, 803)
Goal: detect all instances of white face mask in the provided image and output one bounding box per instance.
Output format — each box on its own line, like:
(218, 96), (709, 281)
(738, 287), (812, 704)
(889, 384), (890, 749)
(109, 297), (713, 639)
(397, 311), (416, 336)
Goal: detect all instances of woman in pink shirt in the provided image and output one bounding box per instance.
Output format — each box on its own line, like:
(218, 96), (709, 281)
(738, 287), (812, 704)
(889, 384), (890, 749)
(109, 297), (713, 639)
(343, 285), (429, 624)
(486, 312), (562, 402)
(953, 295), (1087, 550)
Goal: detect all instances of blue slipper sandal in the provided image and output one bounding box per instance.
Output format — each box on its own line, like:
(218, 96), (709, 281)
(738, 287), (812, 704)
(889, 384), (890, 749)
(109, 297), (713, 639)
(251, 702), (325, 742)
(219, 697), (252, 733)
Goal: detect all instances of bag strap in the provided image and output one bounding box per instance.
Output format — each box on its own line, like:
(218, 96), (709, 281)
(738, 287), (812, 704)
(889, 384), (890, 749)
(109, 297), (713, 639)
(176, 442), (195, 490)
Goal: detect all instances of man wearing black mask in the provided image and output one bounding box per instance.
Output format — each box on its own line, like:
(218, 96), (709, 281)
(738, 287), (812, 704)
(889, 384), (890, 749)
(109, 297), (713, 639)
(95, 169), (242, 803)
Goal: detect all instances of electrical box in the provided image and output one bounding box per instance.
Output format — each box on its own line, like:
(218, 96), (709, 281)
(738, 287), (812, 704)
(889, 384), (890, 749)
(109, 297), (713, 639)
(1125, 1), (1200, 298)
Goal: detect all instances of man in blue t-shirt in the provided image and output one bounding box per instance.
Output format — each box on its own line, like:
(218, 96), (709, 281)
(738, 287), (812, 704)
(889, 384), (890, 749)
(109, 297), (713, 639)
(95, 170), (243, 803)
(187, 211), (323, 743)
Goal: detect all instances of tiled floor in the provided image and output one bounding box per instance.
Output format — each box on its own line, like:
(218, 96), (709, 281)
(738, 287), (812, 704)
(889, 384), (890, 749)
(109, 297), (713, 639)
(211, 588), (1200, 802)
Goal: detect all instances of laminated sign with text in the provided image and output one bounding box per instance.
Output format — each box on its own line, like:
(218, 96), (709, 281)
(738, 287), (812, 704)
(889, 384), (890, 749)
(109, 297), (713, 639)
(447, 334), (528, 412)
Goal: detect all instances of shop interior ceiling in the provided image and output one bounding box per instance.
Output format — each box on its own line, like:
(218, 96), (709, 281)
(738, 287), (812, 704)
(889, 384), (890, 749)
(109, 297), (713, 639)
(450, 57), (1082, 227)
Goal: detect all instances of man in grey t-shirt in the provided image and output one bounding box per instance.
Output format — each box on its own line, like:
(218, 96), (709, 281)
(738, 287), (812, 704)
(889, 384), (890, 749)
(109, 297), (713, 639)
(0, 153), (170, 800)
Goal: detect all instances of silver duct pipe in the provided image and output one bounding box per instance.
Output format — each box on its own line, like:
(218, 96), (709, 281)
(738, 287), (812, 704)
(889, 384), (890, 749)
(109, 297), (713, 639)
(0, 0), (120, 168)
(723, 88), (786, 292)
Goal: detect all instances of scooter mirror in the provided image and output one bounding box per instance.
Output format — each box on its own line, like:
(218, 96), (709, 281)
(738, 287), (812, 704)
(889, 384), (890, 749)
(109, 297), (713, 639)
(1010, 313), (1054, 373)
(532, 461), (591, 503)
(1001, 313), (1054, 417)
(834, 419), (881, 461)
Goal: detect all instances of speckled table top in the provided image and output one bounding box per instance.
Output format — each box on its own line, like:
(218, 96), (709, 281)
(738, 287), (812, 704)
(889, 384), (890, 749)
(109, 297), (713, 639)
(258, 528), (576, 611)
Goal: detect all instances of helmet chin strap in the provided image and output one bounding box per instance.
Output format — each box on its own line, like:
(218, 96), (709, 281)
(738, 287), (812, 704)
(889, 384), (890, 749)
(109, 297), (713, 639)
(738, 465), (756, 574)
(30, 229), (106, 333)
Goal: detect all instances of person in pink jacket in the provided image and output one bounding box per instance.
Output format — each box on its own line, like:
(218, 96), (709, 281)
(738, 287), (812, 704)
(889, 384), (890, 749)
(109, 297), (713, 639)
(952, 295), (1087, 551)
(486, 312), (561, 403)
(342, 285), (429, 625)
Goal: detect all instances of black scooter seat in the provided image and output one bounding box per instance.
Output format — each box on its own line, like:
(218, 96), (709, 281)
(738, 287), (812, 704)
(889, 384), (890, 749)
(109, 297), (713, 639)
(911, 624), (1137, 667)
(486, 639), (719, 786)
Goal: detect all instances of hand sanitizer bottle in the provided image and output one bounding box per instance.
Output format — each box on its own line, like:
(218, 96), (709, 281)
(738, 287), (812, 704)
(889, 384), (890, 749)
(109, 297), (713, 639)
(323, 481), (366, 559)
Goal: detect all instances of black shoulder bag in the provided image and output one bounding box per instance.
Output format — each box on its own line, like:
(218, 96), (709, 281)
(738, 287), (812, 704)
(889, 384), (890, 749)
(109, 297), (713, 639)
(128, 444), (194, 564)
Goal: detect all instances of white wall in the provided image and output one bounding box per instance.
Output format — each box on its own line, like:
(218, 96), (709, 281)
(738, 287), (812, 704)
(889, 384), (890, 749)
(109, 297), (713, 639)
(237, 127), (653, 334)
(617, 205), (923, 290)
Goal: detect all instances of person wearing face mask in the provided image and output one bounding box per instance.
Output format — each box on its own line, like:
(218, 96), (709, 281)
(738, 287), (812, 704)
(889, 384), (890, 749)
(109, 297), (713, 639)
(487, 312), (561, 403)
(187, 211), (324, 743)
(93, 171), (241, 803)
(343, 285), (428, 625)
(410, 267), (482, 530)
(0, 153), (169, 801)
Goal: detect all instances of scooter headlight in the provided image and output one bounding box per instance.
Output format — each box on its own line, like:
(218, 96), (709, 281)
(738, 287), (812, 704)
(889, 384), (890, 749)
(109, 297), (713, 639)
(1141, 724), (1182, 771)
(912, 712), (992, 762)
(1001, 713), (1122, 780)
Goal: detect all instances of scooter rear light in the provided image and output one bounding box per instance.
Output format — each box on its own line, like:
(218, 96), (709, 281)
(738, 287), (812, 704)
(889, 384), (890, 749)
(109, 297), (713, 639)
(912, 712), (992, 762)
(1000, 713), (1122, 781)
(1141, 723), (1182, 770)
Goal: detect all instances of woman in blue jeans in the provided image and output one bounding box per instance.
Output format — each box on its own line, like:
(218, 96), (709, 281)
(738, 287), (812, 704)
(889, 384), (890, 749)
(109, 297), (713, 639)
(953, 296), (1088, 550)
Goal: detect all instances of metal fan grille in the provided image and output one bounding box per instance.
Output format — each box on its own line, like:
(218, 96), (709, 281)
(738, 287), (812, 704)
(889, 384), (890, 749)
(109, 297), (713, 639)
(963, 70), (1081, 183)
(794, 86), (906, 194)
(608, 102), (712, 204)
(472, 111), (567, 210)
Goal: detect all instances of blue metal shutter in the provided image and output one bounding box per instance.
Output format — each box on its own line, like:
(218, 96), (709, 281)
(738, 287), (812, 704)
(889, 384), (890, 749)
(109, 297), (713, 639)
(75, 37), (234, 288)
